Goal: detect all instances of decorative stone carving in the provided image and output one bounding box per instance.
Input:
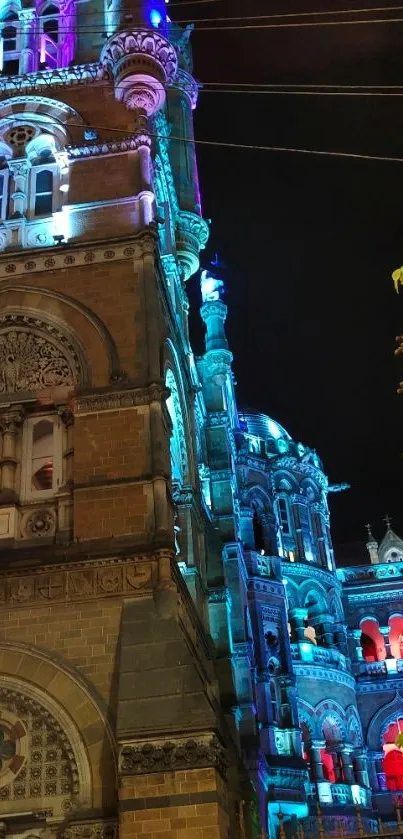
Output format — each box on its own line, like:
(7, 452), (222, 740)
(0, 315), (81, 393)
(208, 586), (231, 605)
(0, 687), (78, 815)
(0, 557), (156, 609)
(120, 736), (226, 776)
(63, 821), (118, 839)
(100, 30), (177, 114)
(175, 211), (209, 280)
(22, 509), (56, 538)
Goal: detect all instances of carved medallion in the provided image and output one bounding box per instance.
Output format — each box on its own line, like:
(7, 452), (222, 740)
(0, 315), (81, 393)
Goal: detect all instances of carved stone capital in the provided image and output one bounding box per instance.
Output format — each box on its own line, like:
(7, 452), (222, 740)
(0, 408), (24, 435)
(100, 30), (177, 114)
(175, 211), (209, 280)
(58, 407), (74, 427)
(120, 735), (227, 777)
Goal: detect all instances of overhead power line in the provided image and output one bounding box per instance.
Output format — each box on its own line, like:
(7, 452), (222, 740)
(7, 12), (403, 34)
(7, 115), (402, 164)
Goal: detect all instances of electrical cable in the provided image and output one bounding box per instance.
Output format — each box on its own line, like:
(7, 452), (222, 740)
(6, 115), (403, 164)
(6, 12), (403, 34)
(5, 75), (403, 97)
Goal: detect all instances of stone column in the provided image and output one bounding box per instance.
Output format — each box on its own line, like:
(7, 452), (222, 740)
(316, 615), (335, 648)
(289, 607), (308, 642)
(166, 69), (201, 214)
(353, 749), (370, 788)
(0, 408), (24, 500)
(340, 743), (355, 784)
(352, 628), (364, 661)
(8, 160), (31, 218)
(333, 622), (349, 657)
(379, 626), (393, 659)
(19, 9), (36, 73)
(59, 408), (74, 486)
(310, 740), (326, 782)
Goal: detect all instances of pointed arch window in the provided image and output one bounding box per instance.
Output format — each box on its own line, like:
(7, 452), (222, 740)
(277, 496), (290, 534)
(43, 4), (59, 41)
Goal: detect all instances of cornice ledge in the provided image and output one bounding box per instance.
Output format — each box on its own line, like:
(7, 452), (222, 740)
(67, 134), (149, 159)
(119, 734), (227, 777)
(73, 382), (169, 414)
(0, 63), (104, 99)
(0, 230), (157, 279)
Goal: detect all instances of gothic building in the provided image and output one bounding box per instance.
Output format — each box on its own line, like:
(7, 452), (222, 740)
(0, 3), (401, 839)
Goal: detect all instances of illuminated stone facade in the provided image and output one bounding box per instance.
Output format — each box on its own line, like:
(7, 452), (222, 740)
(0, 2), (400, 839)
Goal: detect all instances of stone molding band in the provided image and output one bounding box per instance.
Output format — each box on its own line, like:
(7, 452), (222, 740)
(119, 736), (227, 777)
(0, 232), (156, 281)
(73, 382), (170, 415)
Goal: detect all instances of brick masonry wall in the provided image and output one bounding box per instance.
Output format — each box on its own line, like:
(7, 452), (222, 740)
(119, 768), (229, 839)
(0, 598), (122, 700)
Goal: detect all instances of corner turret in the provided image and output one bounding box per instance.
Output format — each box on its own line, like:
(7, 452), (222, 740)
(365, 523), (379, 564)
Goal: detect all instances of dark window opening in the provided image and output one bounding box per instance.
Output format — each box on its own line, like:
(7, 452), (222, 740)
(2, 58), (19, 75)
(44, 18), (58, 42)
(34, 169), (53, 216)
(2, 24), (16, 50)
(253, 511), (264, 552)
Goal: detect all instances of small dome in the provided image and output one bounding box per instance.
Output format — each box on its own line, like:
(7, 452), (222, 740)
(238, 411), (291, 443)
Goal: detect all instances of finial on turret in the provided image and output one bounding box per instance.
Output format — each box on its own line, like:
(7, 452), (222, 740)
(365, 523), (374, 541)
(365, 523), (379, 564)
(384, 514), (392, 531)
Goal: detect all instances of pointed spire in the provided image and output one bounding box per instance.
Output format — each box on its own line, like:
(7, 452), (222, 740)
(365, 524), (379, 565)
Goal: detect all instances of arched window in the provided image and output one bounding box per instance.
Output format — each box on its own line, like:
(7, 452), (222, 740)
(360, 619), (386, 662)
(34, 169), (53, 215)
(383, 718), (403, 791)
(277, 496), (290, 534)
(389, 616), (403, 659)
(253, 508), (265, 552)
(21, 414), (63, 500)
(1, 11), (19, 75)
(43, 4), (59, 42)
(165, 368), (188, 487)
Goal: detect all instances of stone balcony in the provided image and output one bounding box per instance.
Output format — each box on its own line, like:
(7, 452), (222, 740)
(307, 781), (372, 807)
(291, 642), (348, 671)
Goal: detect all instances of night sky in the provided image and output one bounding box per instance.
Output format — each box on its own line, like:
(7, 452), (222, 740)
(177, 0), (403, 551)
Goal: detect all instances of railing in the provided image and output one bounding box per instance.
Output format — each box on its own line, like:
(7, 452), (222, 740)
(306, 782), (371, 807)
(338, 560), (403, 584)
(353, 659), (403, 678)
(291, 642), (348, 670)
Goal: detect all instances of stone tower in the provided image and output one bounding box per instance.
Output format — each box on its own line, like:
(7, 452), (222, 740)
(0, 4), (234, 839)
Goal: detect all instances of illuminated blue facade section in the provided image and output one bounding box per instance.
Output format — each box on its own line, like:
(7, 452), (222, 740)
(163, 251), (403, 836)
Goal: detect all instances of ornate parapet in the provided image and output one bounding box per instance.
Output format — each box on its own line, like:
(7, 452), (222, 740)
(175, 210), (209, 279)
(100, 30), (177, 113)
(119, 734), (227, 777)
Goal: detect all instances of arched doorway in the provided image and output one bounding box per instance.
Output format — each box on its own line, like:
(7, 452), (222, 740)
(383, 718), (403, 791)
